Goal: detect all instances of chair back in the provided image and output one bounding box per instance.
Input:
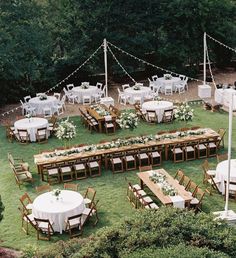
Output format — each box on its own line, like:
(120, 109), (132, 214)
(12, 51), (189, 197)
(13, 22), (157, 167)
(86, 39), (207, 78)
(66, 84), (74, 91)
(53, 93), (61, 100)
(217, 153), (228, 163)
(24, 95), (31, 103)
(35, 184), (52, 193)
(139, 165), (152, 172)
(19, 192), (32, 211)
(84, 187), (96, 203)
(152, 75), (158, 81)
(64, 183), (78, 191)
(122, 84), (130, 91)
(96, 82), (103, 89)
(174, 169), (185, 184)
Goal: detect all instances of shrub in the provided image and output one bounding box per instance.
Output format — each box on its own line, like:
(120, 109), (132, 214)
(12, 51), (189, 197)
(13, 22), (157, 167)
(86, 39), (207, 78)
(38, 208), (236, 258)
(0, 195), (4, 222)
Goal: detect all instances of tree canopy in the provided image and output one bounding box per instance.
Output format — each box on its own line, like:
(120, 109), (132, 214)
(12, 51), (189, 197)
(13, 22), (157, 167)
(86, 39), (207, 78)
(0, 0), (235, 105)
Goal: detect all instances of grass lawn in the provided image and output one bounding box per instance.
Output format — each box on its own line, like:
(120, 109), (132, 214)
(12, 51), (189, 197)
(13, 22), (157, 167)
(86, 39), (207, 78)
(0, 105), (236, 251)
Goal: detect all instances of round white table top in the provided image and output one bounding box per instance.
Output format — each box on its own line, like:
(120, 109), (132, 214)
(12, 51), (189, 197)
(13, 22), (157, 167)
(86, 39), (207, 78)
(124, 86), (151, 94)
(156, 77), (181, 84)
(14, 117), (48, 129)
(142, 100), (173, 110)
(29, 96), (57, 105)
(216, 159), (236, 179)
(33, 190), (84, 214)
(72, 85), (97, 92)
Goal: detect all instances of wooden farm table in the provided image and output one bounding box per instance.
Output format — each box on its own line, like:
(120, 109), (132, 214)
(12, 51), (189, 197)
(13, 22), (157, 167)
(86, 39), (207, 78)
(86, 104), (117, 132)
(34, 128), (219, 179)
(137, 169), (193, 207)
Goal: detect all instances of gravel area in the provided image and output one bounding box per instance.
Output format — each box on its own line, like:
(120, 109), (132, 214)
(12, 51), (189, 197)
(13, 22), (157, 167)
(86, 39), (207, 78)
(0, 68), (235, 125)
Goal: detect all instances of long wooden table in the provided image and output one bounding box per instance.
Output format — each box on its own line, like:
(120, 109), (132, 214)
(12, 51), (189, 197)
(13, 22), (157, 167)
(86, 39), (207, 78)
(34, 128), (219, 179)
(86, 104), (117, 132)
(137, 169), (193, 207)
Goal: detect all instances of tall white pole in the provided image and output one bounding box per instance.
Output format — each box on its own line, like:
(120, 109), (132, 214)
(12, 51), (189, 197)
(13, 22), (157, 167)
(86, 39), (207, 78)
(225, 93), (234, 214)
(203, 32), (206, 85)
(103, 38), (108, 97)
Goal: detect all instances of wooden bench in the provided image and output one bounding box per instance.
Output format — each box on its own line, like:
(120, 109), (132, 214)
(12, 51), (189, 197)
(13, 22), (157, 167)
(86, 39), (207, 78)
(202, 98), (222, 112)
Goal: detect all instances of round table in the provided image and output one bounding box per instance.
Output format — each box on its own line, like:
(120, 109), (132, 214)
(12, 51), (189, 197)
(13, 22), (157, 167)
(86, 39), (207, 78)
(72, 86), (98, 103)
(214, 88), (236, 110)
(29, 96), (58, 115)
(156, 77), (181, 92)
(142, 100), (173, 123)
(32, 190), (85, 233)
(215, 159), (236, 194)
(14, 117), (49, 142)
(124, 86), (151, 104)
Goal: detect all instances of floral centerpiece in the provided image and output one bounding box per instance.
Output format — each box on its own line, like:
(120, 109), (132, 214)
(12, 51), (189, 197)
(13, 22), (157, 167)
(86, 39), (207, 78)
(149, 171), (177, 196)
(133, 84), (141, 90)
(39, 94), (48, 100)
(153, 95), (162, 102)
(91, 105), (110, 117)
(51, 189), (61, 200)
(25, 113), (32, 122)
(174, 102), (194, 121)
(81, 82), (89, 89)
(55, 117), (76, 146)
(117, 111), (138, 130)
(164, 74), (172, 80)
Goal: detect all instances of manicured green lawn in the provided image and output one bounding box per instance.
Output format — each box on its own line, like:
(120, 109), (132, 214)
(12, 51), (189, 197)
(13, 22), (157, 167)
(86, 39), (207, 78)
(0, 105), (236, 251)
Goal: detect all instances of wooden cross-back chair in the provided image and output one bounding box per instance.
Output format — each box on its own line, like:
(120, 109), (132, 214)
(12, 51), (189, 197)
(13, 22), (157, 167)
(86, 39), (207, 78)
(18, 207), (36, 235)
(84, 187), (96, 208)
(35, 184), (52, 193)
(217, 153), (228, 163)
(34, 218), (54, 241)
(174, 169), (185, 184)
(64, 183), (78, 191)
(217, 128), (226, 148)
(190, 187), (206, 213)
(202, 170), (221, 195)
(19, 192), (33, 213)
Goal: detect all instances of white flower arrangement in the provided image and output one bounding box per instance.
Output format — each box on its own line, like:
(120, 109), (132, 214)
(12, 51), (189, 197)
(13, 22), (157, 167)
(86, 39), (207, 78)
(52, 189), (61, 197)
(153, 95), (162, 102)
(81, 82), (89, 89)
(39, 94), (48, 100)
(164, 74), (172, 80)
(133, 84), (141, 90)
(174, 102), (194, 121)
(91, 105), (110, 117)
(117, 111), (139, 130)
(44, 129), (205, 159)
(149, 171), (177, 196)
(55, 118), (76, 140)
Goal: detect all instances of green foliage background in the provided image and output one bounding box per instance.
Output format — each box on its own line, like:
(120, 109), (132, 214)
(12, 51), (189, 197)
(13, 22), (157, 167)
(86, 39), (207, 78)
(0, 0), (235, 105)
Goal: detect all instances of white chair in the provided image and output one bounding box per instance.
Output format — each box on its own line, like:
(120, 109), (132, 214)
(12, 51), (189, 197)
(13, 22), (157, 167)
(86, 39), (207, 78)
(117, 88), (129, 105)
(20, 100), (36, 116)
(184, 77), (189, 90)
(164, 82), (173, 95)
(63, 88), (79, 104)
(96, 82), (103, 91)
(53, 101), (64, 116)
(148, 78), (155, 90)
(152, 75), (158, 81)
(122, 84), (130, 91)
(179, 75), (186, 81)
(66, 84), (74, 91)
(175, 82), (185, 94)
(43, 107), (52, 118)
(153, 83), (161, 93)
(83, 95), (92, 105)
(24, 95), (31, 103)
(53, 93), (61, 100)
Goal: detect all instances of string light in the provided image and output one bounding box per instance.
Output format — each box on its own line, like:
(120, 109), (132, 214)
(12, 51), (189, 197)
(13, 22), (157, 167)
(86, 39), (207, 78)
(206, 34), (236, 53)
(107, 45), (136, 83)
(107, 41), (204, 83)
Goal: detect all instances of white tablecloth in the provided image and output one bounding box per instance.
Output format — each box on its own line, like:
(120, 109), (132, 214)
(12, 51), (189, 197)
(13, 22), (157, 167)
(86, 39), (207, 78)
(32, 190), (85, 233)
(214, 89), (236, 109)
(100, 97), (114, 107)
(198, 85), (212, 99)
(14, 117), (49, 142)
(29, 96), (58, 115)
(72, 86), (98, 103)
(156, 77), (181, 91)
(124, 86), (151, 104)
(142, 101), (173, 123)
(215, 159), (236, 193)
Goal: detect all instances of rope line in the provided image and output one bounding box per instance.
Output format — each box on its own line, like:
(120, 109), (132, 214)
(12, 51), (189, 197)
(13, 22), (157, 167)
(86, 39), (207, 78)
(107, 45), (136, 83)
